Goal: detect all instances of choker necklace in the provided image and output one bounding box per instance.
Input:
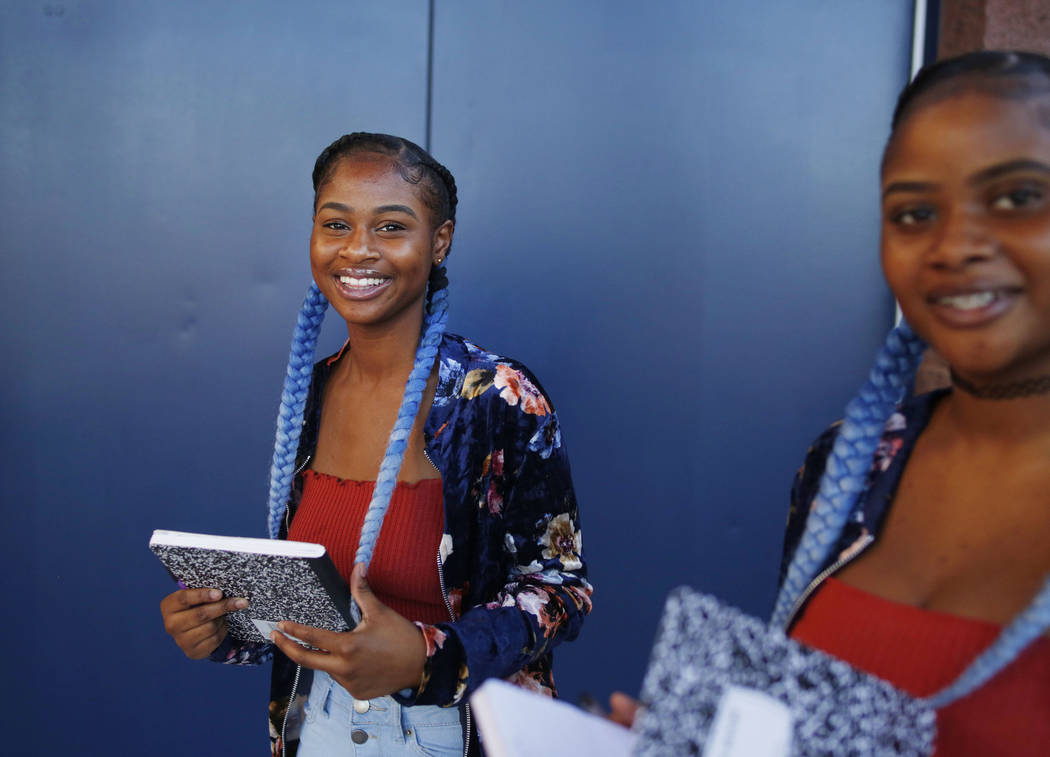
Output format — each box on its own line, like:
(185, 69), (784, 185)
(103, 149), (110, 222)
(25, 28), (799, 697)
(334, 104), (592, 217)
(950, 370), (1050, 399)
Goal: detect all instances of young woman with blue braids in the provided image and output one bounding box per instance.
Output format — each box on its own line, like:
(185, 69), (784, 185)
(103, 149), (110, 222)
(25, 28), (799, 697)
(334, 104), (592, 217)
(774, 51), (1050, 754)
(159, 133), (591, 756)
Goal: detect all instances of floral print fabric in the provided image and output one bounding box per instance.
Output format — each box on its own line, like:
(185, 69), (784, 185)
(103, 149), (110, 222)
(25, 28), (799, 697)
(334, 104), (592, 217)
(779, 390), (944, 612)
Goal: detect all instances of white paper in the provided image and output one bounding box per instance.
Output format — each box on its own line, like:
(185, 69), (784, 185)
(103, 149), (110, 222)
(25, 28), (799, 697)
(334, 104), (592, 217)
(471, 679), (636, 757)
(703, 685), (792, 757)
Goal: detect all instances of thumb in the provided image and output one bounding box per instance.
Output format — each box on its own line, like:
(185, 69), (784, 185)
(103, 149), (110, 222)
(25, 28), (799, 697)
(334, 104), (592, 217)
(350, 562), (384, 620)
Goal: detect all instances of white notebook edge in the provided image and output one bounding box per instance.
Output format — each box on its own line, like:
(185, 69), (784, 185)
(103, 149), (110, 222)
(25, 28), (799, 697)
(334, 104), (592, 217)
(150, 529), (326, 559)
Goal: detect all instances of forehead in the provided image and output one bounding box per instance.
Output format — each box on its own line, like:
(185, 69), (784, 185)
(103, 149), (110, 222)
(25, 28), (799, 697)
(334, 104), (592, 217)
(882, 90), (1050, 179)
(317, 153), (427, 206)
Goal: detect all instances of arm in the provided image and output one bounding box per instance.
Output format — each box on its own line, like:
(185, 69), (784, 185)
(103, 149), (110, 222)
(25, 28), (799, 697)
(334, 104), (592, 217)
(407, 366), (592, 706)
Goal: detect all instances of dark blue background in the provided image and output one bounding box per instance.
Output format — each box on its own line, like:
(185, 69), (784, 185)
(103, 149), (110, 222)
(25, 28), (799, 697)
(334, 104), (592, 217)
(1, 1), (911, 753)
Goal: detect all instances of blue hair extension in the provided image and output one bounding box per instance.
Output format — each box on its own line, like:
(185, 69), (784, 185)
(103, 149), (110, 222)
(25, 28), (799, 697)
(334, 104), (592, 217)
(928, 574), (1050, 707)
(350, 266), (449, 620)
(267, 283), (329, 539)
(771, 322), (926, 628)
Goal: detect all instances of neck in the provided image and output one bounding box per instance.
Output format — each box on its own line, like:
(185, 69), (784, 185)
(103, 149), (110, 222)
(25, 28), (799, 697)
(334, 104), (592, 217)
(951, 369), (1050, 400)
(940, 386), (1050, 445)
(341, 307), (427, 384)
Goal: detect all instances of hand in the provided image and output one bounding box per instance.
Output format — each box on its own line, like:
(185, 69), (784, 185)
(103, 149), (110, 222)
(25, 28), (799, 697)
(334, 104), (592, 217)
(608, 692), (640, 728)
(160, 587), (247, 659)
(269, 563), (427, 700)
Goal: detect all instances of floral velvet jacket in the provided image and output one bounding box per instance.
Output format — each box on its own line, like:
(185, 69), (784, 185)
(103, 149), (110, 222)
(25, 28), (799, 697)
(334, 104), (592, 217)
(778, 390), (944, 627)
(210, 333), (592, 753)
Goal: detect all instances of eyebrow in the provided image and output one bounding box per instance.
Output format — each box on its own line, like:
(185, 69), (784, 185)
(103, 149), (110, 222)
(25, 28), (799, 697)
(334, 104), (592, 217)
(316, 201), (418, 219)
(969, 159), (1050, 185)
(881, 181), (939, 199)
(881, 160), (1050, 200)
(374, 204), (418, 219)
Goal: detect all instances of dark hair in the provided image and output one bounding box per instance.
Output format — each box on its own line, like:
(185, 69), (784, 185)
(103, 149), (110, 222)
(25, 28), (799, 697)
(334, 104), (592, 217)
(311, 132), (458, 229)
(891, 49), (1050, 132)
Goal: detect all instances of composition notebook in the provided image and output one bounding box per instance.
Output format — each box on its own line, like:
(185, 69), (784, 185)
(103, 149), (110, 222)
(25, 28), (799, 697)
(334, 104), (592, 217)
(149, 529), (354, 644)
(633, 588), (936, 756)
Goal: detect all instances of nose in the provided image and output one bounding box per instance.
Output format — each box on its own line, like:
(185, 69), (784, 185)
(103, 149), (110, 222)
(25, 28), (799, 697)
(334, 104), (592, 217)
(338, 230), (377, 262)
(927, 209), (997, 270)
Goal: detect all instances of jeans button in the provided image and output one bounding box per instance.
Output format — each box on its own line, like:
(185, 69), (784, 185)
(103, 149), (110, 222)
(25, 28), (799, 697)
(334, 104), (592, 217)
(351, 729), (368, 744)
(353, 699), (370, 714)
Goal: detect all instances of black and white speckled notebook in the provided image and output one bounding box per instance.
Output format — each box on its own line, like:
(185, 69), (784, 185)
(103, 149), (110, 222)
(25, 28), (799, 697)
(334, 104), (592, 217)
(150, 529), (354, 643)
(633, 588), (936, 757)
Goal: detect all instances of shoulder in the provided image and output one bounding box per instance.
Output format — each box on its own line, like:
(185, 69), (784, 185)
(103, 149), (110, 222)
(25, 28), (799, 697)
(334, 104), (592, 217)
(781, 389), (943, 576)
(794, 388), (942, 498)
(436, 333), (556, 416)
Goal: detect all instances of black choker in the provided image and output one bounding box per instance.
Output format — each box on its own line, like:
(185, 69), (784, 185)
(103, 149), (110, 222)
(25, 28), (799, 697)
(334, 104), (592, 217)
(950, 370), (1050, 399)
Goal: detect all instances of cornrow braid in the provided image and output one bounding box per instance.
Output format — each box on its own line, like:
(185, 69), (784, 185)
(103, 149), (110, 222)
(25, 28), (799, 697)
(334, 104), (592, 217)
(312, 132), (458, 232)
(772, 322), (926, 627)
(890, 50), (1050, 132)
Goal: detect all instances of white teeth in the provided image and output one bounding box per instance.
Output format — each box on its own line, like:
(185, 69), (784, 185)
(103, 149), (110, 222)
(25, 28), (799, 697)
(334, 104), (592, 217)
(339, 276), (386, 288)
(936, 291), (996, 310)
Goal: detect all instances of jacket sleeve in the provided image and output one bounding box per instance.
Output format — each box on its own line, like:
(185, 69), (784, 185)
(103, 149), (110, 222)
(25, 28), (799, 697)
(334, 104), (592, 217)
(207, 635), (274, 666)
(399, 366), (592, 707)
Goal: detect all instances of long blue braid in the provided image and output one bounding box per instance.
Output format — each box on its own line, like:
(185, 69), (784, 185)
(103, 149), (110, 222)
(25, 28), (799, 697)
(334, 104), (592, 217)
(771, 322), (926, 627)
(352, 267), (448, 569)
(267, 283), (329, 540)
(773, 321), (1050, 706)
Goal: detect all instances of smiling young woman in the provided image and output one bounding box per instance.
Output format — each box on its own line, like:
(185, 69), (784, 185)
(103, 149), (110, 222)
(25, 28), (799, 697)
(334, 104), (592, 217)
(774, 52), (1050, 756)
(159, 133), (592, 757)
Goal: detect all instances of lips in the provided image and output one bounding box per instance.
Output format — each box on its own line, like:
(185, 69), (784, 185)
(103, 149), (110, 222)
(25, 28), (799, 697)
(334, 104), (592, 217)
(332, 269), (391, 300)
(924, 284), (1020, 327)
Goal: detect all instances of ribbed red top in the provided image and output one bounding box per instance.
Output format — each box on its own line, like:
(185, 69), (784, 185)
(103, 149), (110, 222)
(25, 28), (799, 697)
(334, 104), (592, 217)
(287, 470), (450, 625)
(791, 577), (1050, 756)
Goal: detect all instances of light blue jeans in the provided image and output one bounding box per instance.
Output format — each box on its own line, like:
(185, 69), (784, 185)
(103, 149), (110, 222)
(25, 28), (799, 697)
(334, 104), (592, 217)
(297, 671), (464, 756)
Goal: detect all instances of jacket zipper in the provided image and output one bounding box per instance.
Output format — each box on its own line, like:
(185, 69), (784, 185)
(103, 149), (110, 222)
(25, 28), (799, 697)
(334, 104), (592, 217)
(281, 663), (303, 757)
(283, 455), (312, 534)
(426, 447), (471, 757)
(782, 533), (875, 630)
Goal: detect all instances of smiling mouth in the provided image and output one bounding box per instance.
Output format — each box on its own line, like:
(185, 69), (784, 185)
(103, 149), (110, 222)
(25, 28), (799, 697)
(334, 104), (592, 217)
(933, 291), (999, 311)
(338, 274), (390, 289)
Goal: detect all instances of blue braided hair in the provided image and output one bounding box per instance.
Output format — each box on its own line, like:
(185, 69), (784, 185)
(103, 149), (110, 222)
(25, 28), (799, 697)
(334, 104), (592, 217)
(267, 283), (329, 539)
(266, 134), (459, 597)
(775, 319), (1050, 706)
(771, 322), (926, 628)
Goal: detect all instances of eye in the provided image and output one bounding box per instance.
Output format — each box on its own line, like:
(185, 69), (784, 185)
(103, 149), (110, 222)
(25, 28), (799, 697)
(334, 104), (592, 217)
(377, 222), (406, 233)
(889, 205), (936, 227)
(321, 220), (349, 231)
(990, 185), (1045, 211)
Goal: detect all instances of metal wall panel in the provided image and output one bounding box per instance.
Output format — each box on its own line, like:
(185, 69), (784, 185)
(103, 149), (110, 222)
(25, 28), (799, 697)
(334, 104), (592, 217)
(0, 1), (428, 753)
(2, 0), (914, 752)
(430, 0), (913, 705)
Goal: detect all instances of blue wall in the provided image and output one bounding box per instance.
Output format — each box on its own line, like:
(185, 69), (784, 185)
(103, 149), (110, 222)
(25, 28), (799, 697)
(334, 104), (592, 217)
(1, 1), (911, 753)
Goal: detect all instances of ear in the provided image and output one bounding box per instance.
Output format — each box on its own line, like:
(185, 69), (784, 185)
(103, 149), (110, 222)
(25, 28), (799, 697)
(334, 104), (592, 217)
(432, 220), (454, 264)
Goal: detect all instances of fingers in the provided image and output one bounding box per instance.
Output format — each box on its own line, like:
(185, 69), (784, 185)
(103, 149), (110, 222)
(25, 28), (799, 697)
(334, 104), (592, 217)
(159, 588), (246, 660)
(350, 563), (381, 619)
(269, 622), (342, 671)
(272, 621), (338, 653)
(608, 692), (640, 728)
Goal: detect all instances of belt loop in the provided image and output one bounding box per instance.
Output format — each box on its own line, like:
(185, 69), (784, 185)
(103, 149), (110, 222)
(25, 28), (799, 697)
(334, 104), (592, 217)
(391, 697), (408, 745)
